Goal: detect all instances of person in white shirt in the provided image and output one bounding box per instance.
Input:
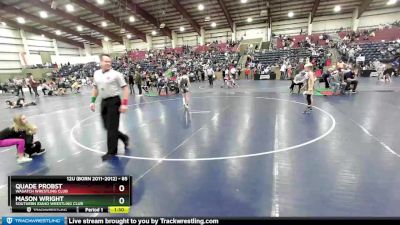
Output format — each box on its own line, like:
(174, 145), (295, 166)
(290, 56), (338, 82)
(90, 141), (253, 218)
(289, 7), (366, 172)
(206, 66), (215, 87)
(90, 54), (130, 161)
(25, 78), (32, 95)
(230, 67), (237, 80)
(348, 48), (355, 62)
(280, 63), (287, 80)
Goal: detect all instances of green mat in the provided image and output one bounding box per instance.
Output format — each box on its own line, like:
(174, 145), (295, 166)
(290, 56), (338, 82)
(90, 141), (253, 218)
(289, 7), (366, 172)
(314, 92), (324, 96)
(316, 87), (331, 92)
(314, 87), (334, 96)
(145, 91), (159, 97)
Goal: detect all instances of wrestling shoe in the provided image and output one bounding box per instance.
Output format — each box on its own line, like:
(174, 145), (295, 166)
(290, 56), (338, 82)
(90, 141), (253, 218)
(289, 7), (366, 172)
(17, 157), (32, 164)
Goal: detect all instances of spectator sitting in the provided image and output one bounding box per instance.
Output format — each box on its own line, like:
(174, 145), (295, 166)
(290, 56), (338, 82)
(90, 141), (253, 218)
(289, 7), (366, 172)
(41, 82), (50, 95)
(322, 68), (333, 89)
(344, 69), (358, 93)
(0, 115), (35, 163)
(290, 71), (306, 94)
(330, 70), (345, 95)
(10, 115), (45, 157)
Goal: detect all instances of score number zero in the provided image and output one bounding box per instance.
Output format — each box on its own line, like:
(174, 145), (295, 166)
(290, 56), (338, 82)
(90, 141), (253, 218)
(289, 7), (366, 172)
(66, 176), (128, 181)
(116, 184), (128, 205)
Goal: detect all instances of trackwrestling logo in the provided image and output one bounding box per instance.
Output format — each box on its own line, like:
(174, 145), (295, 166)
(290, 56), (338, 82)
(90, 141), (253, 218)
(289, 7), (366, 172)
(2, 217), (64, 225)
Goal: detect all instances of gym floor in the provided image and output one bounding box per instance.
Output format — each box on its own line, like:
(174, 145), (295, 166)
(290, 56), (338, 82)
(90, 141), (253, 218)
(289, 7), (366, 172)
(1, 77), (400, 217)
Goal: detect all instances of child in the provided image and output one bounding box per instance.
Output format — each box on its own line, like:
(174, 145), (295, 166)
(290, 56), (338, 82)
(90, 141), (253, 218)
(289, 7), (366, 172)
(13, 115), (45, 157)
(178, 73), (191, 109)
(303, 63), (316, 114)
(6, 97), (36, 108)
(16, 121), (46, 158)
(0, 115), (34, 163)
(71, 81), (81, 93)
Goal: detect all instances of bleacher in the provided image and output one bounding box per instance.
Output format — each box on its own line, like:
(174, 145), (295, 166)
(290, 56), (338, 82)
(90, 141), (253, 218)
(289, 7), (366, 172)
(277, 33), (330, 49)
(357, 42), (394, 63)
(339, 27), (400, 44)
(253, 48), (312, 65)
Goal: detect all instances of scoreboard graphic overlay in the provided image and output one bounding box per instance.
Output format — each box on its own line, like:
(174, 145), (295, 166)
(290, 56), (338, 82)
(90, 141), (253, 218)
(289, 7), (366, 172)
(8, 176), (132, 213)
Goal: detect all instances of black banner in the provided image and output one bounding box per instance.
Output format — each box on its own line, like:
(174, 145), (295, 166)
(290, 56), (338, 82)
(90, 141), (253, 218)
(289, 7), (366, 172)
(66, 217), (400, 225)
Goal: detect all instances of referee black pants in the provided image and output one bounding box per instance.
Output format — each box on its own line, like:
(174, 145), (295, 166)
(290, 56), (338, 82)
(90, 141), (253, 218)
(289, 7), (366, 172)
(100, 96), (128, 155)
(208, 75), (213, 86)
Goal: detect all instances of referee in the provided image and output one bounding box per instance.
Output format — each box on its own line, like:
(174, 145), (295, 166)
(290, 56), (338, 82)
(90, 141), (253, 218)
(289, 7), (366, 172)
(90, 54), (130, 161)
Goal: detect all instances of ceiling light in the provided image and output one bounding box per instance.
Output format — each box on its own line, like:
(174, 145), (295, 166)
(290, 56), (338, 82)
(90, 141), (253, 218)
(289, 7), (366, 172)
(152, 30), (157, 35)
(55, 30), (61, 35)
(205, 16), (211, 22)
(247, 17), (253, 23)
(198, 4), (204, 11)
(39, 11), (48, 18)
(127, 34), (132, 39)
(387, 0), (397, 5)
(65, 4), (74, 12)
(211, 22), (216, 28)
(16, 17), (25, 24)
(334, 5), (341, 12)
(104, 37), (109, 41)
(1, 22), (6, 26)
(96, 0), (105, 4)
(101, 21), (107, 27)
(41, 34), (45, 38)
(77, 25), (83, 31)
(241, 0), (248, 3)
(179, 26), (185, 32)
(288, 11), (294, 18)
(129, 16), (135, 22)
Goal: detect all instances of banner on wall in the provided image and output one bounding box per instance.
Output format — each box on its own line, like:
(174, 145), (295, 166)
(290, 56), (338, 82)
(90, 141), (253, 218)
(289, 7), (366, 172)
(19, 52), (43, 66)
(19, 52), (27, 66)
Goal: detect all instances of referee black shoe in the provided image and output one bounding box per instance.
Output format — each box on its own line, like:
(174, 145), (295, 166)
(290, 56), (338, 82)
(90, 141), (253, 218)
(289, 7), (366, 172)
(123, 136), (130, 150)
(102, 153), (116, 161)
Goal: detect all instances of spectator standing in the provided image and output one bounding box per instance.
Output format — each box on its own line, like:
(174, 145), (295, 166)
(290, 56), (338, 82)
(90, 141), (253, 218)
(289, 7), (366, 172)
(28, 74), (40, 98)
(244, 67), (251, 80)
(135, 71), (142, 96)
(128, 73), (135, 95)
(24, 78), (32, 95)
(280, 63), (287, 80)
(230, 66), (237, 80)
(206, 66), (215, 87)
(15, 78), (24, 97)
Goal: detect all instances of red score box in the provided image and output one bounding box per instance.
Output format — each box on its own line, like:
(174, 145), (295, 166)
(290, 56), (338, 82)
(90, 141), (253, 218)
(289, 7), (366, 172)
(12, 183), (130, 195)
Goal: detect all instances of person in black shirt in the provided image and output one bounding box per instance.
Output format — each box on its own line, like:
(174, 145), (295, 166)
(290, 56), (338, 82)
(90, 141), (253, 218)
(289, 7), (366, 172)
(322, 69), (332, 89)
(344, 70), (358, 93)
(128, 73), (135, 95)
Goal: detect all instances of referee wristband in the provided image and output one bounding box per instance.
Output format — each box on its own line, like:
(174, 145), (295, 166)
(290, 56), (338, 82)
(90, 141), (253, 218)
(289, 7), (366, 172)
(91, 96), (97, 103)
(122, 99), (128, 106)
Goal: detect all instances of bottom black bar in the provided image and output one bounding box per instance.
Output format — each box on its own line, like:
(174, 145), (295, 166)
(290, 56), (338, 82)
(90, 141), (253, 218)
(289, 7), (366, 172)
(67, 217), (400, 225)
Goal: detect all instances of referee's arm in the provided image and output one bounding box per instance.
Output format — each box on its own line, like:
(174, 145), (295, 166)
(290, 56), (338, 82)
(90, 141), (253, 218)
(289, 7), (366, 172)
(119, 75), (129, 113)
(90, 83), (98, 112)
